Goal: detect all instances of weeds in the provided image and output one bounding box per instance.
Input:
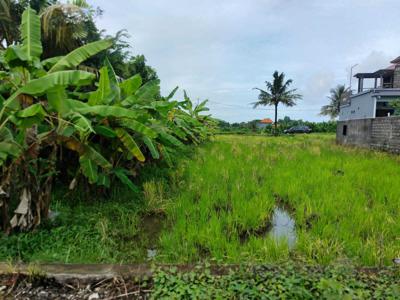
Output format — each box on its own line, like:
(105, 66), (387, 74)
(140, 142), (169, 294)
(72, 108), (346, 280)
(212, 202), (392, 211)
(1, 134), (399, 266)
(158, 134), (400, 266)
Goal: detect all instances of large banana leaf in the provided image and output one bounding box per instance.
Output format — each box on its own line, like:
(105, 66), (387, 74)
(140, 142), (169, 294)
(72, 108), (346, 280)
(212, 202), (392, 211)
(76, 105), (139, 119)
(165, 86), (179, 101)
(5, 70), (95, 107)
(80, 154), (98, 184)
(142, 137), (160, 159)
(120, 74), (142, 98)
(122, 79), (160, 106)
(94, 125), (117, 138)
(69, 112), (94, 135)
(158, 131), (185, 149)
(49, 39), (113, 73)
(20, 7), (42, 60)
(113, 168), (139, 192)
(46, 85), (68, 115)
(83, 145), (112, 169)
(119, 119), (157, 139)
(104, 57), (120, 102)
(115, 128), (145, 162)
(42, 56), (63, 69)
(88, 66), (112, 105)
(16, 103), (46, 118)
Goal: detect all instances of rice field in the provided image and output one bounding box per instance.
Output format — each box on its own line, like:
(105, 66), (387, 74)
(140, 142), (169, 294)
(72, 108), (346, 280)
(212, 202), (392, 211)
(2, 134), (399, 267)
(157, 134), (400, 266)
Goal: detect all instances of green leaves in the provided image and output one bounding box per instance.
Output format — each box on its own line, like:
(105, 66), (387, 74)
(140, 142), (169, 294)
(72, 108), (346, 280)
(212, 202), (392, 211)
(84, 146), (112, 169)
(49, 39), (113, 73)
(20, 7), (42, 60)
(122, 79), (160, 105)
(16, 103), (46, 118)
(46, 85), (68, 115)
(76, 105), (139, 119)
(79, 146), (112, 184)
(0, 6), (214, 230)
(120, 74), (142, 97)
(6, 71), (95, 107)
(143, 137), (160, 159)
(113, 168), (139, 192)
(119, 119), (157, 139)
(88, 66), (113, 105)
(115, 128), (145, 162)
(80, 154), (98, 184)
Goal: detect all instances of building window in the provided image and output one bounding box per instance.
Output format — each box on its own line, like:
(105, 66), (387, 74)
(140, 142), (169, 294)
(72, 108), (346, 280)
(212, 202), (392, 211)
(342, 125), (347, 136)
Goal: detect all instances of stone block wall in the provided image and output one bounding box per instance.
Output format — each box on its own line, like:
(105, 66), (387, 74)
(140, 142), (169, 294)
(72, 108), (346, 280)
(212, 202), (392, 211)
(337, 116), (400, 153)
(393, 66), (400, 88)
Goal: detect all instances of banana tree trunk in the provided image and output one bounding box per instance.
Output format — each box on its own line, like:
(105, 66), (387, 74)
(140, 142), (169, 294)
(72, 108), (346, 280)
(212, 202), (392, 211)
(1, 132), (57, 233)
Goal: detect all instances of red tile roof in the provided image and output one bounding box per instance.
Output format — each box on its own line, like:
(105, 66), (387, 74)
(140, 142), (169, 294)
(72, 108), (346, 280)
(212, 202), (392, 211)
(260, 118), (273, 124)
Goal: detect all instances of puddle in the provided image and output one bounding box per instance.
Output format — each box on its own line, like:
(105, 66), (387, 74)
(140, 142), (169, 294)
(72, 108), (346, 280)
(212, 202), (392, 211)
(140, 214), (166, 261)
(238, 206), (297, 248)
(147, 249), (157, 260)
(268, 207), (296, 248)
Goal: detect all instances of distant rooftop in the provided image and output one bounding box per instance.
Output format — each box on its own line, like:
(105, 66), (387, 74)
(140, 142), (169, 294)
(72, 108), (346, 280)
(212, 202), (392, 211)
(391, 56), (400, 64)
(260, 118), (273, 124)
(354, 56), (400, 79)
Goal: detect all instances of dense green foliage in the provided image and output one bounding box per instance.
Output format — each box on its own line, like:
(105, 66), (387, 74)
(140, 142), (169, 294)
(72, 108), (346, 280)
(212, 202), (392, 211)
(152, 265), (400, 299)
(218, 116), (337, 134)
(0, 0), (158, 82)
(2, 135), (399, 267)
(0, 7), (214, 232)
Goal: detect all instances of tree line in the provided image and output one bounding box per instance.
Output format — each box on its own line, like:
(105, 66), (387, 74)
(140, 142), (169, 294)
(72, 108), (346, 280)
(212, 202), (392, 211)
(217, 117), (336, 134)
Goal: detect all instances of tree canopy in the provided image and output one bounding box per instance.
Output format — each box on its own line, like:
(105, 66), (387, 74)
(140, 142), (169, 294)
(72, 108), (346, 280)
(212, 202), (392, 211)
(253, 71), (302, 134)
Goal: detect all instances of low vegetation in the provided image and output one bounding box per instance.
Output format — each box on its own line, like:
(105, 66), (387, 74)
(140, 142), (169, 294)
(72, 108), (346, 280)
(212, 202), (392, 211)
(2, 134), (399, 267)
(1, 264), (399, 299)
(159, 134), (400, 266)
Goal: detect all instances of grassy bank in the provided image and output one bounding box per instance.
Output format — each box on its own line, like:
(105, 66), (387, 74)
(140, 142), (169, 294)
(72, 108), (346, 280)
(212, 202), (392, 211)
(1, 134), (400, 266)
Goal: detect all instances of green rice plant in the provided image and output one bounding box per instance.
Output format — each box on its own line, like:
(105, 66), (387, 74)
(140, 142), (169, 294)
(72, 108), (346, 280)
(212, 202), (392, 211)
(156, 134), (400, 266)
(143, 180), (168, 214)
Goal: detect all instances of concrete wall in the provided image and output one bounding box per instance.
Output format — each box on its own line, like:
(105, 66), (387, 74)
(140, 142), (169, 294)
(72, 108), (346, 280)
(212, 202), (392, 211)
(339, 92), (376, 121)
(393, 66), (400, 88)
(337, 116), (400, 153)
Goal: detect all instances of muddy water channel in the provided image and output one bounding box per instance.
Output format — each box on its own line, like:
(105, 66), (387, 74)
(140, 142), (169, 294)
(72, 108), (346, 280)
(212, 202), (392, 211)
(268, 207), (296, 248)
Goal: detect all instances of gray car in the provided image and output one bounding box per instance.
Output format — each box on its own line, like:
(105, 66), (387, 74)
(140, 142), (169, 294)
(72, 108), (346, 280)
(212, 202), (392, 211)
(284, 125), (312, 134)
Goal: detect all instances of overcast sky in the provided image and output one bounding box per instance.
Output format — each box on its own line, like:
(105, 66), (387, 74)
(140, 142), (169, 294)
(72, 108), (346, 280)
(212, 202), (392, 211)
(88, 0), (400, 122)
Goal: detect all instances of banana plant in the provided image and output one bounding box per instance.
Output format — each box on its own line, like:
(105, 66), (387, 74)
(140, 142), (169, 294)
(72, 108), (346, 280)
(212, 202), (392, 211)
(0, 7), (112, 232)
(0, 7), (214, 233)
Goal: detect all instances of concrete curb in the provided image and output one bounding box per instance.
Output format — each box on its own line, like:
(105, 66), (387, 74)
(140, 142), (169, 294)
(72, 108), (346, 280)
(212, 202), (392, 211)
(0, 263), (154, 282)
(0, 262), (233, 282)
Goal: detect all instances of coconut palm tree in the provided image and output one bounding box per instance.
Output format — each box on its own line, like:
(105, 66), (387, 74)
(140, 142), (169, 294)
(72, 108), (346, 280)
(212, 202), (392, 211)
(40, 0), (94, 57)
(320, 85), (349, 119)
(0, 0), (20, 49)
(253, 71), (302, 135)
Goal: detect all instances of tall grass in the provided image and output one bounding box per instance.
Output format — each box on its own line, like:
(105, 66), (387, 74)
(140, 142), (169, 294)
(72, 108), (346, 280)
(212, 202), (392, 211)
(158, 134), (400, 266)
(1, 134), (399, 266)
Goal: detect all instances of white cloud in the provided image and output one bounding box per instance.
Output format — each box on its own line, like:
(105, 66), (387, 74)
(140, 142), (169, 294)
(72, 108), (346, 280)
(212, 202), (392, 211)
(89, 0), (400, 122)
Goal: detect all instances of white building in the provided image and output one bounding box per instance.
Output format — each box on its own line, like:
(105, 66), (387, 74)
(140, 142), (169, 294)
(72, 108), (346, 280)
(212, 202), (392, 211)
(339, 56), (400, 121)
